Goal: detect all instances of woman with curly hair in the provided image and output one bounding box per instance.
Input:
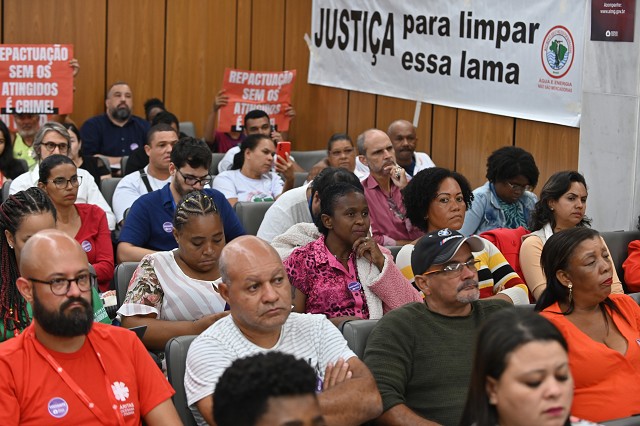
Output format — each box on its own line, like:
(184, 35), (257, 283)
(397, 167), (529, 304)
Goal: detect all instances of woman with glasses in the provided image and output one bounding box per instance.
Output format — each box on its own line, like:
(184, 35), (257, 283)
(284, 182), (421, 327)
(520, 171), (623, 300)
(38, 154), (114, 292)
(460, 146), (539, 236)
(0, 119), (28, 187)
(397, 167), (530, 304)
(117, 191), (228, 352)
(0, 187), (110, 341)
(8, 122), (116, 230)
(213, 133), (294, 207)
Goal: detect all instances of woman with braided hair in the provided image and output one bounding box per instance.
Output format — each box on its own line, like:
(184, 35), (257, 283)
(0, 187), (110, 341)
(117, 190), (229, 352)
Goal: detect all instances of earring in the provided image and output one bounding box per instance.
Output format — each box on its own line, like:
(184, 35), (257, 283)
(568, 283), (573, 303)
(550, 207), (554, 211)
(8, 243), (13, 249)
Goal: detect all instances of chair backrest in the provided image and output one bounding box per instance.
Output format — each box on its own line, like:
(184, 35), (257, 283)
(120, 156), (129, 174)
(341, 319), (378, 358)
(290, 150), (326, 172)
(293, 172), (308, 188)
(601, 231), (640, 291)
(96, 155), (112, 173)
(113, 262), (139, 308)
(180, 121), (196, 138)
(165, 335), (198, 426)
(627, 292), (640, 306)
(1, 179), (12, 203)
(234, 201), (274, 236)
(210, 153), (225, 175)
(387, 246), (402, 261)
(100, 177), (122, 209)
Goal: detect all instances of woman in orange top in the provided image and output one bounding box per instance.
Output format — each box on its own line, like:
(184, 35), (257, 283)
(536, 227), (640, 422)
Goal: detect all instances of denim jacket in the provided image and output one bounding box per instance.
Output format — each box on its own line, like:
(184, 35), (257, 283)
(460, 181), (537, 236)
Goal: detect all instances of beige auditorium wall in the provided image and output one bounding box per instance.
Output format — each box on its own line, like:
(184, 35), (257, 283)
(1, 0), (578, 189)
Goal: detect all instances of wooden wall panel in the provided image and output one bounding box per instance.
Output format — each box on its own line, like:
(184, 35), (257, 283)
(165, 0), (237, 138)
(3, 0), (107, 125)
(375, 96), (432, 155)
(251, 0), (285, 70)
(456, 110), (514, 188)
(431, 106), (457, 170)
(106, 0), (165, 121)
(515, 119), (580, 193)
(285, 0), (347, 149)
(347, 91), (376, 143)
(236, 0), (252, 69)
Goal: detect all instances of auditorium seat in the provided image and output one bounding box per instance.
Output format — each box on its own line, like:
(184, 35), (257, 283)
(210, 153), (225, 175)
(180, 121), (196, 138)
(165, 335), (198, 426)
(100, 177), (122, 209)
(601, 231), (640, 291)
(341, 319), (378, 358)
(234, 201), (274, 236)
(290, 150), (326, 172)
(113, 261), (139, 309)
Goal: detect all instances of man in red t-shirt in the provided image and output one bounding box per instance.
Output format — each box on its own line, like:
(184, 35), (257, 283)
(0, 230), (179, 425)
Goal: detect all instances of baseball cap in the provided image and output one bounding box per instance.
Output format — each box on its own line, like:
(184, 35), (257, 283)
(411, 228), (484, 275)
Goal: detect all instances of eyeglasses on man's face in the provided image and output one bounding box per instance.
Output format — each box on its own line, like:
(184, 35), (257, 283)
(27, 273), (95, 296)
(177, 169), (213, 187)
(42, 142), (69, 153)
(47, 175), (82, 190)
(422, 259), (481, 278)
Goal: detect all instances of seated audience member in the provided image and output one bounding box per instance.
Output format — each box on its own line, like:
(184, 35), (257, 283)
(354, 120), (436, 180)
(80, 81), (150, 170)
(307, 133), (366, 181)
(185, 235), (382, 426)
(0, 119), (28, 185)
(63, 123), (111, 188)
(0, 230), (180, 425)
(144, 97), (166, 123)
(113, 123), (177, 224)
(537, 227), (640, 422)
(0, 188), (110, 341)
(124, 110), (189, 175)
(214, 352), (325, 426)
(203, 89), (246, 153)
(285, 182), (421, 326)
(257, 167), (358, 243)
(217, 109), (303, 173)
(37, 155), (114, 292)
(520, 171), (623, 300)
(10, 122), (116, 230)
(461, 146), (539, 236)
(118, 191), (228, 351)
(213, 134), (294, 206)
(459, 308), (597, 426)
(11, 113), (41, 170)
(117, 137), (244, 263)
(363, 229), (510, 425)
(357, 128), (423, 246)
(397, 167), (529, 304)
(623, 216), (640, 293)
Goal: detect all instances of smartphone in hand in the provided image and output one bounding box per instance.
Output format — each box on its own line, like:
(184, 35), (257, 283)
(276, 141), (291, 161)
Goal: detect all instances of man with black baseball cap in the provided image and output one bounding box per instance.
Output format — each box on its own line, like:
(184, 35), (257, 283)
(363, 229), (511, 425)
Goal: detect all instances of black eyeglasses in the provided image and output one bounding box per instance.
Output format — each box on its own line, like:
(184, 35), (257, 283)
(47, 175), (82, 190)
(27, 273), (95, 296)
(422, 259), (481, 278)
(42, 142), (69, 153)
(177, 169), (212, 186)
(505, 181), (532, 192)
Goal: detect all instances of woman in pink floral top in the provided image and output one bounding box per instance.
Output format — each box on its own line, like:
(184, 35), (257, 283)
(284, 182), (421, 327)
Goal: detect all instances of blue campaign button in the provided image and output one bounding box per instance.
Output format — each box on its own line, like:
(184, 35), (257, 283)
(348, 281), (361, 292)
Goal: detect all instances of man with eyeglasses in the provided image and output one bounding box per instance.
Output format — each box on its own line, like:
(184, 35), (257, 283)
(117, 137), (245, 263)
(9, 122), (117, 230)
(363, 228), (510, 426)
(0, 229), (181, 425)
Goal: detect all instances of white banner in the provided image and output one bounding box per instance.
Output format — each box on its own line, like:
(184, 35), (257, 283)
(308, 0), (585, 127)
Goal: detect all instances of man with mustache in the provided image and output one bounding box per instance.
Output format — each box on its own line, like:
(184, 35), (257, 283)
(357, 128), (424, 246)
(184, 235), (382, 426)
(363, 229), (511, 426)
(0, 230), (180, 425)
(81, 81), (150, 173)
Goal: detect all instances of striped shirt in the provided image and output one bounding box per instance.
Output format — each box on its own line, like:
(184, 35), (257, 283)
(185, 312), (356, 425)
(117, 250), (226, 321)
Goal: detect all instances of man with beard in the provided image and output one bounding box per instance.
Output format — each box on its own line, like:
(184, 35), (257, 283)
(363, 229), (510, 425)
(117, 137), (245, 262)
(81, 81), (150, 172)
(0, 230), (180, 425)
(11, 113), (42, 170)
(185, 236), (382, 426)
(357, 129), (423, 246)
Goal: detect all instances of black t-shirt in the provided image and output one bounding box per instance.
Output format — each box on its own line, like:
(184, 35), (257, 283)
(80, 156), (110, 189)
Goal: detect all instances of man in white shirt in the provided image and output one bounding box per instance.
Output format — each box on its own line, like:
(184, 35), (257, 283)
(9, 122), (116, 230)
(184, 236), (382, 426)
(112, 123), (177, 224)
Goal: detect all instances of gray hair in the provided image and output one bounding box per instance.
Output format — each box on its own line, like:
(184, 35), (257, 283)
(33, 122), (71, 161)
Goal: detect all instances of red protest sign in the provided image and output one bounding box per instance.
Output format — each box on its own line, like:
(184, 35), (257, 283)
(218, 68), (296, 132)
(0, 44), (74, 115)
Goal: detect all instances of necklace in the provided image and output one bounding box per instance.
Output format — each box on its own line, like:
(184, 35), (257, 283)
(334, 252), (352, 261)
